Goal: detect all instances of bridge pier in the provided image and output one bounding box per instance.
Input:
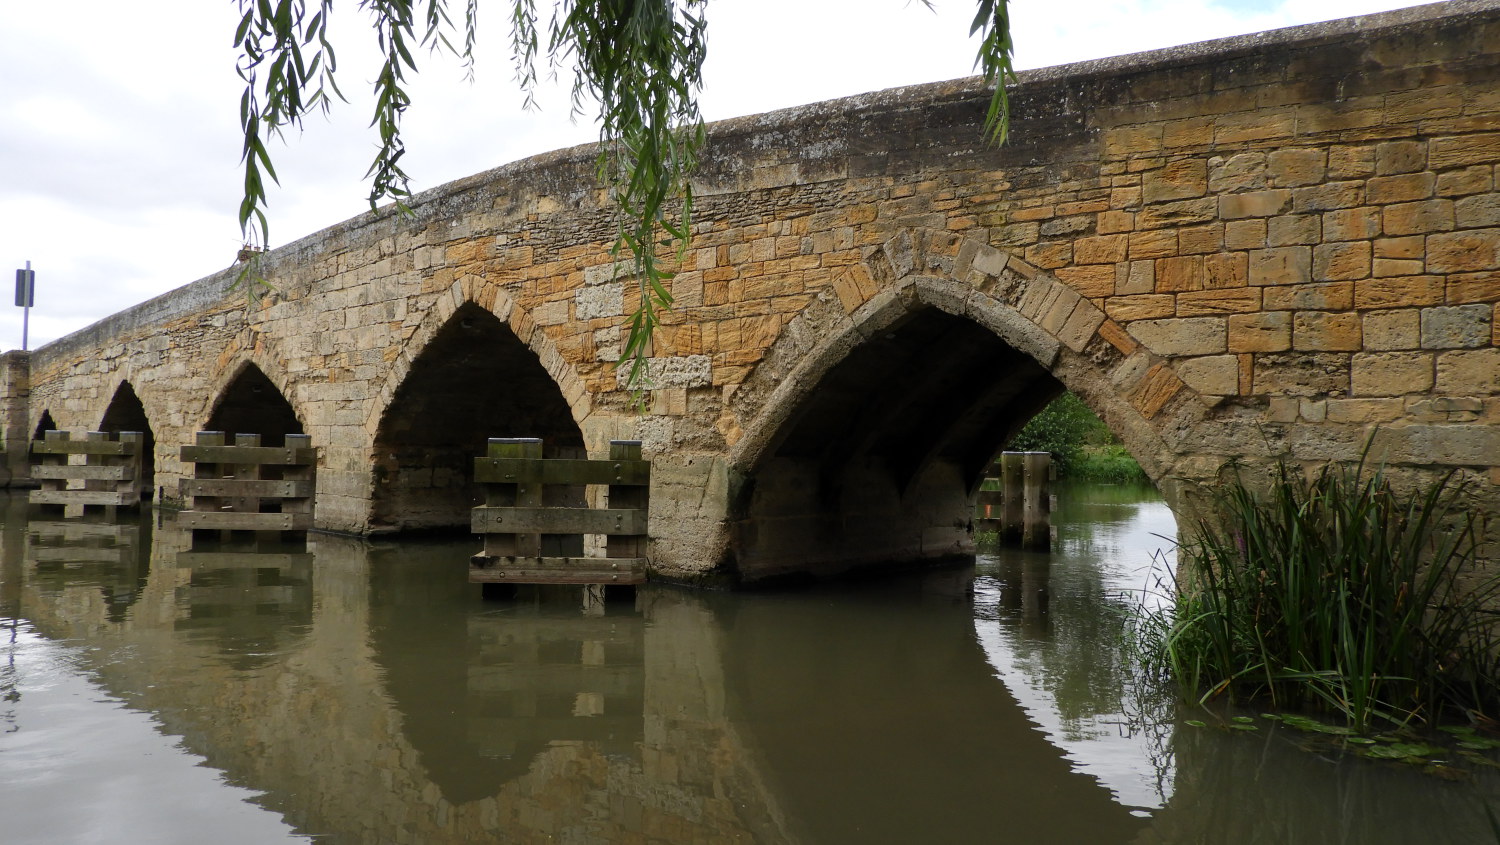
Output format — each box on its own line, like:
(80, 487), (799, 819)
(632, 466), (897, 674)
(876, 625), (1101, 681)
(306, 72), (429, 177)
(0, 351), (30, 488)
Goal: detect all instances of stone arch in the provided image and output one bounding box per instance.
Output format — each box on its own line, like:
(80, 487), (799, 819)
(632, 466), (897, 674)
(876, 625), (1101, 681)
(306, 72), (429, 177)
(363, 277), (592, 439)
(365, 286), (587, 534)
(204, 360), (305, 447)
(97, 380), (156, 495)
(720, 228), (1202, 581)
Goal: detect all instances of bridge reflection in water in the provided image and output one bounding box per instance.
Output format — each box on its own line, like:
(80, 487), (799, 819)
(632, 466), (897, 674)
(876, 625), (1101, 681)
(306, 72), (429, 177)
(1, 486), (1496, 844)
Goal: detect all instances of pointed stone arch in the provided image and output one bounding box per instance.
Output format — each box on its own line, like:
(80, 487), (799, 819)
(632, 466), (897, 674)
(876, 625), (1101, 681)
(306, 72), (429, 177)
(364, 282), (587, 533)
(32, 409), (55, 441)
(98, 379), (156, 495)
(718, 228), (1205, 581)
(204, 360), (305, 447)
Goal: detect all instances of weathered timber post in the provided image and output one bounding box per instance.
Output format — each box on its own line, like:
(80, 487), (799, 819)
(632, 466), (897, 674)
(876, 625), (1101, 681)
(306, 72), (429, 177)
(177, 431), (317, 543)
(976, 451), (1052, 551)
(29, 430), (142, 516)
(1021, 451), (1053, 551)
(470, 438), (649, 590)
(1000, 452), (1026, 547)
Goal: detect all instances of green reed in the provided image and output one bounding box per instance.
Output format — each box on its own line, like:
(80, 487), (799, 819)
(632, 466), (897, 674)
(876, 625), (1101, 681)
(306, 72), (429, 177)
(1149, 459), (1499, 732)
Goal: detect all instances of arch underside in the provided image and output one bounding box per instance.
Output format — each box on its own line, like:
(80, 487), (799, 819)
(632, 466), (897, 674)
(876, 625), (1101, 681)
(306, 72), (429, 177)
(731, 307), (1063, 581)
(99, 380), (156, 495)
(206, 363), (304, 447)
(371, 302), (585, 534)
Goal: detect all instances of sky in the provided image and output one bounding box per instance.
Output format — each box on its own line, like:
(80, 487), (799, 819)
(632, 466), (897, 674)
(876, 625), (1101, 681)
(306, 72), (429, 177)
(0, 0), (1425, 351)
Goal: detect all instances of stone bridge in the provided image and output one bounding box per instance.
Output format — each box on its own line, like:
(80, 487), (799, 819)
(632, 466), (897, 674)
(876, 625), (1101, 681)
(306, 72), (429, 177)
(3, 2), (1498, 583)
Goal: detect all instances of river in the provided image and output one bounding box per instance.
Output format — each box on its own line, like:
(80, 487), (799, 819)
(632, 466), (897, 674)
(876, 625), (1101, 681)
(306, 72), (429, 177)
(1, 484), (1495, 843)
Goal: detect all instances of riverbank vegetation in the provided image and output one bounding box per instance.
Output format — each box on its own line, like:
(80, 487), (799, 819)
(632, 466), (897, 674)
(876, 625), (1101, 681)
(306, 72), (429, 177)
(1008, 392), (1148, 484)
(1136, 459), (1500, 733)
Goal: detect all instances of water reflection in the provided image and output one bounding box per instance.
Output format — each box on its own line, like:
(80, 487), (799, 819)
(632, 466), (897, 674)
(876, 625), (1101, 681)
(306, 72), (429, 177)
(0, 486), (1496, 844)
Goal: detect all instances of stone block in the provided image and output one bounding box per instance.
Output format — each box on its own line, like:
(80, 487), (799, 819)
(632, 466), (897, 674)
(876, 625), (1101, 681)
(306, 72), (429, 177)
(1426, 229), (1500, 273)
(1292, 181), (1363, 212)
(1370, 424), (1500, 467)
(1263, 282), (1353, 311)
(1362, 310), (1421, 351)
(1368, 172), (1437, 205)
(1447, 272), (1500, 304)
(1327, 144), (1375, 179)
(1354, 276), (1445, 309)
(1178, 223), (1224, 255)
(1117, 260), (1155, 295)
(1326, 398), (1405, 424)
(1209, 152), (1268, 193)
(1427, 133), (1500, 169)
(1224, 219), (1267, 250)
(1155, 256), (1203, 292)
(1383, 200), (1455, 235)
(1127, 316), (1226, 356)
(1322, 207), (1382, 242)
(1293, 311), (1362, 352)
(1218, 190), (1291, 219)
(1142, 158), (1208, 203)
(1128, 230), (1178, 259)
(1055, 265), (1116, 298)
(1374, 236), (1424, 259)
(1073, 234), (1129, 265)
(1267, 148), (1326, 187)
(1248, 246), (1311, 286)
(1421, 304), (1493, 349)
(1204, 253), (1248, 289)
(1373, 258), (1424, 277)
(1435, 348), (1500, 394)
(1268, 214), (1321, 247)
(1313, 241), (1372, 281)
(1105, 295), (1176, 322)
(1127, 363), (1184, 418)
(1176, 288), (1261, 316)
(575, 283), (623, 320)
(1437, 166), (1493, 198)
(1350, 352), (1434, 396)
(1375, 140), (1427, 175)
(1176, 355), (1240, 396)
(1253, 353), (1350, 396)
(1228, 311), (1291, 352)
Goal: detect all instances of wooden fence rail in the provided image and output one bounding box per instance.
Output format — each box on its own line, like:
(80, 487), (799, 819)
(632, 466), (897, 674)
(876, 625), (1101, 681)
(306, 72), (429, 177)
(470, 438), (649, 586)
(29, 430), (143, 514)
(177, 432), (316, 537)
(975, 451), (1053, 551)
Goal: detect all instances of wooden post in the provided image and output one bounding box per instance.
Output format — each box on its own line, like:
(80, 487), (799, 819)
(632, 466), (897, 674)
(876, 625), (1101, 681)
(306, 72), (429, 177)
(1022, 451), (1052, 551)
(470, 437), (649, 590)
(1000, 452), (1025, 547)
(481, 438), (543, 562)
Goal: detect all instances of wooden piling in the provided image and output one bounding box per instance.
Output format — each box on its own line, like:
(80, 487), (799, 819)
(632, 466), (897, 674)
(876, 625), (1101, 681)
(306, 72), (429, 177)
(976, 450), (1053, 552)
(29, 429), (143, 516)
(470, 438), (649, 587)
(177, 431), (317, 541)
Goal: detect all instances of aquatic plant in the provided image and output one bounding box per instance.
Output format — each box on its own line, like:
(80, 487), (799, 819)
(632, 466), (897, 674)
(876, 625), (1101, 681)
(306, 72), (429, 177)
(1140, 458), (1500, 732)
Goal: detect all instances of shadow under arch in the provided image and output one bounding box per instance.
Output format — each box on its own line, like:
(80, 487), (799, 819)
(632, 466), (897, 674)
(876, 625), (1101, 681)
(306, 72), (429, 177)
(98, 380), (156, 495)
(32, 409), (55, 440)
(723, 229), (1190, 583)
(369, 301), (585, 533)
(205, 361), (305, 446)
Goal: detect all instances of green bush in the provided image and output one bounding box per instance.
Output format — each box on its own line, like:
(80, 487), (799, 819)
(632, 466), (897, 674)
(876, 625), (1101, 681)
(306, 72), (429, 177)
(1008, 392), (1146, 482)
(1141, 459), (1500, 731)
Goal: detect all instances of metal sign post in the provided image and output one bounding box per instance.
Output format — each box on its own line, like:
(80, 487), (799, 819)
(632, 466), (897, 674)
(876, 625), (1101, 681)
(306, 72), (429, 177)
(14, 261), (34, 351)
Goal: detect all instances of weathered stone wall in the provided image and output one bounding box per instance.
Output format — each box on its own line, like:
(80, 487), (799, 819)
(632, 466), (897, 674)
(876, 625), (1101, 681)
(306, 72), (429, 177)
(21, 1), (1500, 582)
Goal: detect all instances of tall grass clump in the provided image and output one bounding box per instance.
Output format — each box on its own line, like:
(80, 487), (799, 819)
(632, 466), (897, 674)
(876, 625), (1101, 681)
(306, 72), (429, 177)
(1154, 459), (1499, 731)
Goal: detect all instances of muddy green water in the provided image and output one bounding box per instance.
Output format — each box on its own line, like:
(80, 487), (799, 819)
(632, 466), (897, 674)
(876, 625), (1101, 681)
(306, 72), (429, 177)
(1, 485), (1496, 844)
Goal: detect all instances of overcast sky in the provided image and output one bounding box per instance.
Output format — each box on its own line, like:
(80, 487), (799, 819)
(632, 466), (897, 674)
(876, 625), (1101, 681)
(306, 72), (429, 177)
(0, 0), (1422, 350)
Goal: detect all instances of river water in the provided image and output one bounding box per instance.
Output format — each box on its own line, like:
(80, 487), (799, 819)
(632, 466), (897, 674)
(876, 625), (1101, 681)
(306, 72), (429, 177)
(1, 484), (1496, 844)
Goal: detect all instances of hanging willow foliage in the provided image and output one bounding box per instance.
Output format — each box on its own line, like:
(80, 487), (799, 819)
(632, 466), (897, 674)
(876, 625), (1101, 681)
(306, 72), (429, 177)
(231, 0), (1016, 388)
